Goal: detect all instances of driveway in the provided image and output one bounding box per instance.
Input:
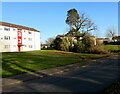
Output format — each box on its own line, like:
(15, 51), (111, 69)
(2, 55), (120, 93)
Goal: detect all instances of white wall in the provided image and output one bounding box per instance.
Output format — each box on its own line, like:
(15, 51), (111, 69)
(0, 26), (18, 52)
(34, 32), (40, 50)
(0, 25), (41, 52)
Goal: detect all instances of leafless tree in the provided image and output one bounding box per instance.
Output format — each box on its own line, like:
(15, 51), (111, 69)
(106, 27), (116, 40)
(45, 38), (55, 45)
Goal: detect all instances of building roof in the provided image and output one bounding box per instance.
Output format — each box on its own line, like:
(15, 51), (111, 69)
(0, 21), (39, 32)
(90, 36), (96, 38)
(96, 38), (110, 41)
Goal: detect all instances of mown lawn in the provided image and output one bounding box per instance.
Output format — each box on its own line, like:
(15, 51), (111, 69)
(101, 45), (120, 52)
(2, 50), (110, 78)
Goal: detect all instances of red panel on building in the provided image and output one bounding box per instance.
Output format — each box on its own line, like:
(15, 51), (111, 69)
(17, 31), (22, 52)
(17, 31), (22, 45)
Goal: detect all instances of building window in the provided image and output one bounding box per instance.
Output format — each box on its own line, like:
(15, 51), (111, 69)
(24, 38), (26, 40)
(28, 38), (32, 41)
(13, 37), (16, 39)
(13, 28), (16, 31)
(18, 32), (21, 36)
(18, 39), (22, 43)
(0, 28), (2, 30)
(29, 45), (32, 48)
(28, 31), (32, 34)
(4, 27), (10, 31)
(4, 36), (10, 40)
(5, 45), (10, 48)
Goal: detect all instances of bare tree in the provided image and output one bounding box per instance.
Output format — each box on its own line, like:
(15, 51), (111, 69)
(45, 38), (55, 45)
(106, 27), (116, 40)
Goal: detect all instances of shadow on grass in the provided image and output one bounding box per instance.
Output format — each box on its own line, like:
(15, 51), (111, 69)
(2, 58), (120, 93)
(2, 51), (112, 78)
(2, 51), (81, 78)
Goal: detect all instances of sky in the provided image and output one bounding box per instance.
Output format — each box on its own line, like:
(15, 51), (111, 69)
(1, 2), (118, 43)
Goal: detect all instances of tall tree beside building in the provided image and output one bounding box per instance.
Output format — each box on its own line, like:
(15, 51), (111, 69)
(65, 8), (97, 36)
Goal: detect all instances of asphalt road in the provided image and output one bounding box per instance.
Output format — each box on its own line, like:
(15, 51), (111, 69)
(2, 55), (120, 93)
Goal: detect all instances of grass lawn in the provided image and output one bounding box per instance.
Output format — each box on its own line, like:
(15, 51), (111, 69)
(101, 45), (120, 52)
(2, 50), (111, 78)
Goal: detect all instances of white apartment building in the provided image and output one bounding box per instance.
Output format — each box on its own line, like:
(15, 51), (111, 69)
(0, 21), (40, 52)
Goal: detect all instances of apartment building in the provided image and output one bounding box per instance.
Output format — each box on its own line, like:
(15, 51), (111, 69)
(0, 21), (40, 52)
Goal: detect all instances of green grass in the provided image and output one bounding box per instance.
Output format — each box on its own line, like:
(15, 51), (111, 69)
(101, 45), (120, 52)
(2, 50), (110, 78)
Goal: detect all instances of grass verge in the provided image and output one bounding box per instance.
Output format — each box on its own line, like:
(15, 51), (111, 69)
(2, 50), (111, 78)
(101, 45), (120, 53)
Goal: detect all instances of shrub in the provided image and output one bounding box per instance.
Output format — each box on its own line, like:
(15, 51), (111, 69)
(60, 37), (74, 51)
(53, 37), (62, 50)
(82, 33), (94, 48)
(89, 46), (110, 54)
(73, 41), (86, 53)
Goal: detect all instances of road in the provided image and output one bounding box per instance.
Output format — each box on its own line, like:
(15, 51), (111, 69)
(2, 55), (120, 93)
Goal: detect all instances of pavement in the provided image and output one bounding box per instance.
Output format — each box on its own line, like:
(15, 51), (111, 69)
(1, 54), (120, 93)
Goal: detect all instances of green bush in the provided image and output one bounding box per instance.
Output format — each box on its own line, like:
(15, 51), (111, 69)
(53, 37), (62, 50)
(73, 41), (86, 53)
(60, 37), (74, 51)
(82, 33), (94, 48)
(53, 33), (95, 53)
(73, 33), (94, 53)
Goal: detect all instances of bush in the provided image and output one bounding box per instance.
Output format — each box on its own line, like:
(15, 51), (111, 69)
(89, 46), (110, 54)
(60, 37), (74, 51)
(53, 33), (96, 53)
(53, 37), (62, 50)
(73, 41), (86, 53)
(82, 33), (94, 48)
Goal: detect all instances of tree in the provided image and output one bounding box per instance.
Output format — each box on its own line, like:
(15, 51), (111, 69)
(65, 9), (97, 35)
(52, 36), (62, 50)
(53, 9), (96, 53)
(45, 38), (55, 45)
(106, 27), (116, 40)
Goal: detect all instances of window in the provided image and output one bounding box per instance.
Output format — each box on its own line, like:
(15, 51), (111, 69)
(28, 31), (32, 34)
(24, 38), (26, 40)
(13, 28), (16, 31)
(5, 45), (10, 48)
(18, 32), (21, 36)
(29, 45), (33, 48)
(4, 36), (10, 40)
(28, 38), (32, 41)
(0, 28), (2, 30)
(13, 37), (16, 39)
(4, 27), (10, 31)
(18, 39), (21, 43)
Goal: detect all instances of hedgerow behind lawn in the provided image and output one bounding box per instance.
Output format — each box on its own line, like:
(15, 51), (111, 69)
(2, 50), (110, 78)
